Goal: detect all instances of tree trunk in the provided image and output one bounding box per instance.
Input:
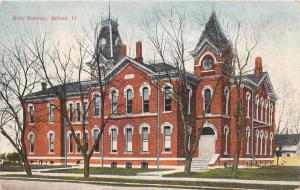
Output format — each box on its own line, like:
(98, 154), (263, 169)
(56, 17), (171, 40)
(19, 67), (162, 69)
(83, 157), (90, 178)
(184, 152), (192, 174)
(231, 127), (242, 178)
(23, 155), (32, 176)
(277, 156), (279, 166)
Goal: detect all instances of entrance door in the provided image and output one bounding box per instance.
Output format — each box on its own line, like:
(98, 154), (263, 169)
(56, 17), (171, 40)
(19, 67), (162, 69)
(199, 127), (216, 159)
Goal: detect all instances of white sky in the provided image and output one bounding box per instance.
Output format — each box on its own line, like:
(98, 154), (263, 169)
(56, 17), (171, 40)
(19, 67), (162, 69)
(0, 1), (299, 153)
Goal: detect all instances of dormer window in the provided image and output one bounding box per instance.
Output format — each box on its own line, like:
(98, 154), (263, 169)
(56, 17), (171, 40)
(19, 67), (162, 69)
(202, 56), (214, 70)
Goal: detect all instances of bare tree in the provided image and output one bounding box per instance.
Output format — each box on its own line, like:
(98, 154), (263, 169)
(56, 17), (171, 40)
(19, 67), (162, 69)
(0, 41), (40, 175)
(144, 10), (230, 174)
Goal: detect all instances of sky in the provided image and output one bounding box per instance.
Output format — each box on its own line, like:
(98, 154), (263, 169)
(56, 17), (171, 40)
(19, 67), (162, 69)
(0, 1), (299, 153)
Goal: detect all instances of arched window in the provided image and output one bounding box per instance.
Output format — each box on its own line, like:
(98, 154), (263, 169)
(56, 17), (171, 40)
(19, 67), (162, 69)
(28, 132), (35, 154)
(260, 98), (264, 121)
(111, 90), (118, 115)
(187, 87), (192, 114)
(164, 86), (172, 112)
(93, 93), (101, 117)
(270, 104), (274, 125)
(255, 130), (259, 155)
(68, 132), (73, 153)
(48, 132), (55, 153)
(163, 126), (171, 152)
(265, 100), (269, 123)
(224, 88), (230, 115)
(264, 132), (268, 155)
(75, 102), (81, 122)
(126, 89), (133, 114)
(204, 88), (212, 113)
(142, 87), (149, 113)
(246, 127), (250, 154)
(255, 95), (259, 119)
(67, 102), (73, 123)
(246, 92), (251, 118)
(48, 103), (55, 123)
(260, 130), (264, 155)
(269, 132), (274, 155)
(75, 132), (81, 153)
(28, 104), (34, 123)
(224, 125), (229, 155)
(140, 123), (150, 152)
(93, 128), (100, 152)
(109, 126), (118, 152)
(125, 126), (133, 152)
(83, 101), (89, 123)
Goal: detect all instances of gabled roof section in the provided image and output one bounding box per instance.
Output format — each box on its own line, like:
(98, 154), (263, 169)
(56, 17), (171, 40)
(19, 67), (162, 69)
(276, 134), (300, 146)
(191, 12), (230, 57)
(242, 72), (277, 101)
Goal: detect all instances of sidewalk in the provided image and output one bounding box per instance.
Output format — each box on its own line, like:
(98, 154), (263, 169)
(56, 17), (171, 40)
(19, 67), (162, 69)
(0, 170), (299, 186)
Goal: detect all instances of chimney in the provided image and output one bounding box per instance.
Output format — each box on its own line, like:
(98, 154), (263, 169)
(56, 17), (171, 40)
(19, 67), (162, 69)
(135, 41), (143, 62)
(119, 44), (127, 58)
(254, 56), (263, 77)
(41, 82), (47, 91)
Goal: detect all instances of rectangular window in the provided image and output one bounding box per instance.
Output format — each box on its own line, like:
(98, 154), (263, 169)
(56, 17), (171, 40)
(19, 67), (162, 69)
(83, 102), (88, 122)
(142, 127), (149, 152)
(143, 87), (149, 113)
(93, 130), (99, 152)
(187, 89), (191, 114)
(76, 133), (80, 153)
(68, 103), (73, 123)
(126, 89), (133, 114)
(126, 128), (133, 152)
(76, 103), (81, 122)
(111, 129), (117, 152)
(164, 87), (172, 112)
(29, 106), (34, 123)
(49, 134), (54, 153)
(93, 94), (101, 116)
(111, 91), (117, 115)
(69, 133), (73, 153)
(48, 104), (54, 122)
(29, 135), (34, 153)
(164, 126), (171, 152)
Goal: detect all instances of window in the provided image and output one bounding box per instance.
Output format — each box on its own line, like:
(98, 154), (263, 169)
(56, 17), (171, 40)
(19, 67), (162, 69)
(187, 88), (192, 114)
(246, 127), (250, 154)
(164, 126), (171, 152)
(141, 127), (148, 152)
(204, 88), (212, 113)
(255, 130), (259, 155)
(93, 129), (100, 153)
(29, 133), (34, 153)
(69, 133), (73, 153)
(260, 98), (264, 121)
(76, 103), (81, 122)
(202, 56), (214, 70)
(224, 126), (229, 155)
(28, 105), (34, 123)
(265, 101), (269, 123)
(264, 132), (268, 155)
(260, 131), (264, 155)
(126, 89), (133, 114)
(255, 95), (259, 119)
(111, 162), (117, 168)
(270, 133), (273, 156)
(164, 86), (172, 112)
(142, 87), (149, 113)
(76, 133), (81, 153)
(125, 128), (133, 152)
(141, 162), (148, 169)
(125, 162), (132, 169)
(48, 103), (54, 122)
(224, 88), (230, 115)
(246, 92), (251, 118)
(83, 102), (88, 122)
(111, 128), (117, 152)
(48, 133), (54, 153)
(93, 94), (101, 116)
(111, 90), (117, 115)
(68, 103), (73, 123)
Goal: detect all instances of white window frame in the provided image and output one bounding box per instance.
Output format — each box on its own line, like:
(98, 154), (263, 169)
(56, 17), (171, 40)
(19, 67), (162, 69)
(163, 84), (173, 112)
(264, 132), (268, 155)
(246, 92), (251, 118)
(93, 93), (101, 117)
(110, 88), (119, 115)
(255, 95), (259, 120)
(47, 131), (55, 153)
(260, 98), (264, 121)
(28, 132), (35, 154)
(92, 128), (100, 153)
(260, 130), (264, 155)
(142, 86), (150, 113)
(124, 125), (133, 152)
(269, 132), (274, 155)
(161, 122), (173, 152)
(109, 125), (118, 153)
(139, 123), (150, 152)
(224, 125), (229, 155)
(125, 87), (133, 115)
(48, 103), (55, 123)
(67, 131), (73, 153)
(187, 87), (192, 115)
(28, 104), (34, 124)
(67, 102), (73, 123)
(224, 87), (230, 115)
(75, 131), (81, 153)
(246, 127), (251, 155)
(202, 85), (213, 114)
(265, 100), (269, 123)
(75, 102), (81, 123)
(255, 130), (259, 155)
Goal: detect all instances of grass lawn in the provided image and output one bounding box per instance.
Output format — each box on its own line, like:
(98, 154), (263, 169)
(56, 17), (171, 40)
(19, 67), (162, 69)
(1, 174), (298, 190)
(0, 165), (69, 172)
(166, 166), (300, 181)
(43, 167), (169, 176)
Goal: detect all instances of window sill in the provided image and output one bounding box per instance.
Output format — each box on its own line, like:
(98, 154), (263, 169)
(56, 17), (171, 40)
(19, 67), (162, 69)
(110, 152), (118, 154)
(162, 151), (172, 154)
(163, 111), (172, 114)
(49, 122), (54, 125)
(201, 69), (214, 73)
(48, 152), (55, 154)
(124, 151), (133, 154)
(29, 123), (34, 126)
(29, 153), (34, 155)
(92, 115), (101, 118)
(140, 151), (149, 154)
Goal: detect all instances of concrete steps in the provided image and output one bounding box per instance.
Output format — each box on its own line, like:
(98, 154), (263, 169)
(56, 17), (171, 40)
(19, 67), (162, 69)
(191, 158), (209, 171)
